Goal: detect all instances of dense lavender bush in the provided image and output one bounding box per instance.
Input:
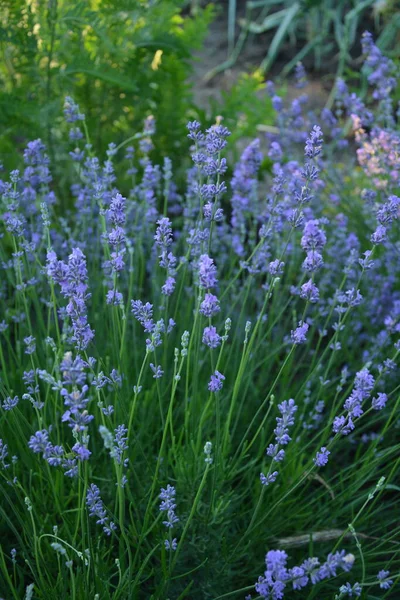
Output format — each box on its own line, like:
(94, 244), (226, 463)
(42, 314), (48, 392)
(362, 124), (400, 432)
(0, 33), (399, 599)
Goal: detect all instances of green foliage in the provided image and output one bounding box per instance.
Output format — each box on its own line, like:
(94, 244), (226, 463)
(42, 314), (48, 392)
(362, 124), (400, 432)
(0, 0), (214, 170)
(208, 0), (400, 79)
(209, 70), (275, 160)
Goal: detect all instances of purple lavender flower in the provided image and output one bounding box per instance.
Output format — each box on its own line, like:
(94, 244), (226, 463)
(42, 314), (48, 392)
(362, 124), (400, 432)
(0, 439), (10, 469)
(275, 399), (297, 441)
(187, 120), (203, 142)
(203, 202), (223, 222)
(266, 445), (285, 462)
(260, 471), (278, 486)
(358, 250), (375, 270)
(336, 367), (376, 427)
(302, 250), (323, 272)
(262, 399), (298, 487)
(159, 484), (179, 529)
(108, 192), (126, 227)
(164, 538), (177, 551)
(44, 445), (64, 467)
(268, 259), (284, 276)
(47, 248), (94, 350)
(272, 95), (283, 112)
(333, 415), (355, 435)
(60, 353), (87, 387)
(86, 483), (117, 535)
(72, 442), (91, 461)
(313, 447), (330, 467)
(62, 458), (78, 478)
(294, 62), (307, 88)
(361, 31), (396, 123)
(268, 142), (283, 161)
(159, 484), (176, 511)
(371, 224), (387, 244)
(289, 566), (308, 590)
(111, 425), (128, 465)
(64, 97), (85, 122)
(377, 195), (400, 224)
(199, 293), (220, 317)
(377, 569), (392, 589)
(61, 385), (91, 423)
(150, 363), (164, 379)
(198, 254), (218, 289)
(291, 321), (309, 345)
(205, 124), (230, 155)
(2, 396), (19, 411)
(300, 280), (319, 303)
(131, 300), (154, 332)
(339, 582), (362, 597)
(105, 193), (127, 275)
(301, 220), (326, 251)
(255, 549), (355, 599)
(354, 368), (375, 396)
(230, 139), (262, 248)
(336, 288), (363, 310)
(28, 430), (49, 454)
(154, 217), (174, 266)
(106, 289), (123, 305)
(162, 276), (176, 296)
(372, 393), (387, 410)
(23, 336), (36, 355)
(301, 557), (320, 584)
(202, 326), (221, 349)
(208, 370), (225, 392)
(304, 126), (323, 158)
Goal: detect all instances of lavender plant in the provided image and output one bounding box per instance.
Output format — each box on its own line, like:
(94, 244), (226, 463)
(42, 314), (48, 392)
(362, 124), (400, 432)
(0, 32), (399, 600)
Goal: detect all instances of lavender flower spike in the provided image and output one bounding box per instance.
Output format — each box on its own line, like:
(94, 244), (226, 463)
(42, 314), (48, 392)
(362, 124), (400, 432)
(198, 254), (218, 289)
(313, 447), (330, 467)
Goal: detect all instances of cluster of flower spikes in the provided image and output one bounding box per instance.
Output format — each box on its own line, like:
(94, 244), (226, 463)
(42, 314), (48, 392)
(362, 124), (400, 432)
(345, 33), (400, 191)
(255, 121), (325, 284)
(263, 34), (400, 370)
(64, 97), (119, 229)
(223, 101), (322, 284)
(261, 399), (297, 486)
(139, 121), (162, 222)
(1, 139), (55, 273)
(64, 99), (160, 262)
(335, 78), (373, 130)
(265, 79), (309, 148)
(361, 31), (398, 126)
(255, 548), (355, 599)
(352, 114), (400, 192)
(230, 138), (263, 257)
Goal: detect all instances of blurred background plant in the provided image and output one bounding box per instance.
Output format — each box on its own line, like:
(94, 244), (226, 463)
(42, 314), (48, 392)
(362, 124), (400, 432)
(0, 0), (214, 174)
(205, 0), (400, 80)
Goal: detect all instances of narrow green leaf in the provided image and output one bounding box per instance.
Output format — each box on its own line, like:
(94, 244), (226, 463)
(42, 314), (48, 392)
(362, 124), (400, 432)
(260, 3), (301, 72)
(63, 66), (138, 92)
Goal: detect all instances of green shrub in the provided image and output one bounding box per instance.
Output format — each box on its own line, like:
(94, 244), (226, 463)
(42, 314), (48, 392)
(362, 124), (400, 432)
(0, 0), (214, 171)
